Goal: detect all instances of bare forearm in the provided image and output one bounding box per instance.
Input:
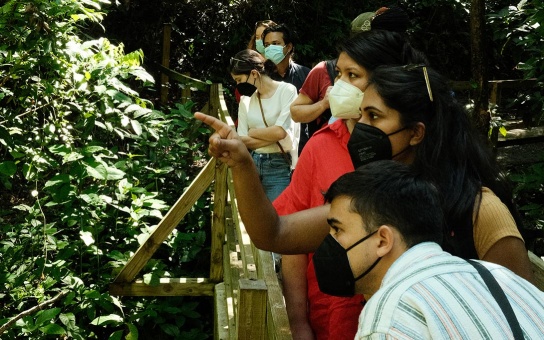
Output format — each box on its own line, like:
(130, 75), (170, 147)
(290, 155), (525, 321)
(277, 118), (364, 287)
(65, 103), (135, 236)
(232, 161), (330, 254)
(248, 126), (287, 141)
(240, 135), (275, 150)
(230, 161), (282, 249)
(291, 100), (328, 123)
(282, 254), (315, 339)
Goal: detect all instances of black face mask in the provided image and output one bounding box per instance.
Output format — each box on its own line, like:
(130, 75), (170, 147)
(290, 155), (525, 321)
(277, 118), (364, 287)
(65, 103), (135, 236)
(236, 74), (257, 96)
(347, 123), (407, 170)
(313, 231), (381, 297)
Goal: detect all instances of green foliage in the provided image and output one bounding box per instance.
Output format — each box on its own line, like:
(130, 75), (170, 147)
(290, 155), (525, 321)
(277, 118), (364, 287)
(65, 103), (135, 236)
(488, 0), (544, 125)
(0, 0), (211, 338)
(510, 161), (544, 231)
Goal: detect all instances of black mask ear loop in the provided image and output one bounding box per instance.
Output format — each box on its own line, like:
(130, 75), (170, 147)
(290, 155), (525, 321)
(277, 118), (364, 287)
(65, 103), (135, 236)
(387, 126), (411, 159)
(346, 230), (381, 282)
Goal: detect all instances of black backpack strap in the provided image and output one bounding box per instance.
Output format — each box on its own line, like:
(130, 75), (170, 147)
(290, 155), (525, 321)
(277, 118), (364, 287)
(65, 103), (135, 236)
(466, 260), (524, 339)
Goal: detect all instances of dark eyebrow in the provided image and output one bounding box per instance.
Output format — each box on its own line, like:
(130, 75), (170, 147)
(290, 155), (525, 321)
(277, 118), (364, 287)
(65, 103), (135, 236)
(327, 217), (339, 226)
(362, 106), (382, 113)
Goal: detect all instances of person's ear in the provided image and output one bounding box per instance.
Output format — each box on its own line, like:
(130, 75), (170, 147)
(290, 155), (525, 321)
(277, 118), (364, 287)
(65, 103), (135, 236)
(409, 122), (426, 146)
(286, 43), (294, 55)
(375, 225), (395, 258)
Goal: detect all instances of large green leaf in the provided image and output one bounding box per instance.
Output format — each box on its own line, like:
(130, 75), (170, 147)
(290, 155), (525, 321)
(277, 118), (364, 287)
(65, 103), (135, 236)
(90, 314), (124, 326)
(40, 323), (66, 335)
(0, 161), (16, 177)
(36, 308), (62, 327)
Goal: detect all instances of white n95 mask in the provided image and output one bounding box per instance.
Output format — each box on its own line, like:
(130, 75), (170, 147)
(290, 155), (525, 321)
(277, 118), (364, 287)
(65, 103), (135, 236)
(329, 79), (364, 119)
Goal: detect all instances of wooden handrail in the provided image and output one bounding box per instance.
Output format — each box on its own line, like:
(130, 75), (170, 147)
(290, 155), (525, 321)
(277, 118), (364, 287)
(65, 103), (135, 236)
(156, 64), (210, 92)
(112, 158), (217, 283)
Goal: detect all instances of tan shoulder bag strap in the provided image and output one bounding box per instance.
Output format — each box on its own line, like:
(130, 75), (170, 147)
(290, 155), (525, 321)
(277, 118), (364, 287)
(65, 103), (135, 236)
(257, 93), (291, 166)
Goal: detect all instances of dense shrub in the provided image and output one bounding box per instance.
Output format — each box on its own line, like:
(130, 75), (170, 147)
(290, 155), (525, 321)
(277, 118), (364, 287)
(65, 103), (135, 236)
(0, 1), (211, 338)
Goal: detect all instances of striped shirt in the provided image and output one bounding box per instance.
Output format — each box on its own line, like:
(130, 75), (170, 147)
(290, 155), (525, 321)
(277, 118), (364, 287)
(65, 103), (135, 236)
(356, 242), (544, 339)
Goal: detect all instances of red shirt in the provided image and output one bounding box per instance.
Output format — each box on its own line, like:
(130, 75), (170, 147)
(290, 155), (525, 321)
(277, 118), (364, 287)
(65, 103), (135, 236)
(273, 120), (364, 340)
(299, 61), (333, 103)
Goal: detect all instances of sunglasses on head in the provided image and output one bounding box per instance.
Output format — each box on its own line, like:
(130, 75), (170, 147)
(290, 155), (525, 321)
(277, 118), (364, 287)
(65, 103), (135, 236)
(403, 64), (434, 102)
(255, 20), (275, 28)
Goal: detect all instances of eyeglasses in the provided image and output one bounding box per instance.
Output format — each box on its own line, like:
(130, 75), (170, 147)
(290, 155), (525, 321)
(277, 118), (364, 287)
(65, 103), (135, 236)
(403, 64), (434, 102)
(230, 57), (250, 69)
(255, 20), (275, 28)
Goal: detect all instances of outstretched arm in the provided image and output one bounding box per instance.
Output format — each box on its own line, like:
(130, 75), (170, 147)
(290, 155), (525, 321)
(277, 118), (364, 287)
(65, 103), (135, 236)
(194, 112), (329, 254)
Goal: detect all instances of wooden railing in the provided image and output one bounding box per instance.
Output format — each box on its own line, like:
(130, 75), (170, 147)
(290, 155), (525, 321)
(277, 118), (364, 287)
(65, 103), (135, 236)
(109, 68), (292, 339)
(450, 78), (543, 147)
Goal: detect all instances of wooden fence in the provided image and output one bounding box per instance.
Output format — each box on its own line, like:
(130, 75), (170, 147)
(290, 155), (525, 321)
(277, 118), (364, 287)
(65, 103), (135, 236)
(108, 68), (292, 339)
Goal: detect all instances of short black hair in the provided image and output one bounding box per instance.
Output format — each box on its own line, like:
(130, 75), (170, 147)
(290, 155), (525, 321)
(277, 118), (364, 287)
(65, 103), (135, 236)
(325, 160), (444, 247)
(262, 23), (293, 45)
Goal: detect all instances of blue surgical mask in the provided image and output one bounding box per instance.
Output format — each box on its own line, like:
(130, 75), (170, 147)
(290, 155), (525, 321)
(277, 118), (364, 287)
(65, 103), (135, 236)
(255, 39), (265, 54)
(264, 45), (287, 65)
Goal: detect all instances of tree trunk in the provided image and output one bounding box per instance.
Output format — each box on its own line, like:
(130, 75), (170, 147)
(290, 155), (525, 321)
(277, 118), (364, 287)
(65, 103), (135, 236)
(470, 0), (490, 135)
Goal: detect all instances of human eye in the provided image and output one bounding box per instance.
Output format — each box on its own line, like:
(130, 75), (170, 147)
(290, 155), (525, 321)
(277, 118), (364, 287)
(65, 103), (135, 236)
(369, 112), (379, 120)
(349, 72), (358, 79)
(331, 226), (341, 235)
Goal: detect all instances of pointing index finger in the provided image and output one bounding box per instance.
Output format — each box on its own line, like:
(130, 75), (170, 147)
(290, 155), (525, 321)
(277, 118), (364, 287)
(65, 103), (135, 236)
(194, 112), (231, 138)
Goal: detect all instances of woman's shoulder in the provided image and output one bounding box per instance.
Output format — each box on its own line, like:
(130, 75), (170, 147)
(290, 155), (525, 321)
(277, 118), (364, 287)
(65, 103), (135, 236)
(277, 81), (297, 92)
(479, 187), (503, 206)
(272, 81), (297, 99)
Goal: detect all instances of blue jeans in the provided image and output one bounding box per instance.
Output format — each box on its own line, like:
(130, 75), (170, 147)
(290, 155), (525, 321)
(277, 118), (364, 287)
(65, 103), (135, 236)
(251, 152), (291, 202)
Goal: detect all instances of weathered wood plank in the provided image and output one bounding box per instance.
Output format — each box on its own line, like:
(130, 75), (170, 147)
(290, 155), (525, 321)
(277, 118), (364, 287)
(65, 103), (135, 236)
(156, 64), (210, 92)
(222, 244), (237, 340)
(255, 249), (292, 340)
(210, 162), (228, 282)
(114, 158), (216, 283)
(497, 126), (544, 146)
(209, 84), (220, 119)
(218, 84), (235, 128)
(529, 251), (544, 292)
(450, 78), (538, 91)
(227, 170), (258, 280)
(109, 278), (214, 296)
(214, 283), (230, 340)
(181, 72), (192, 104)
(236, 279), (267, 340)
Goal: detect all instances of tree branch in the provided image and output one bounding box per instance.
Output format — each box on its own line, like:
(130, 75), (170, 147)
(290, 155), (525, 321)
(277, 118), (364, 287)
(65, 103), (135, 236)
(0, 291), (68, 335)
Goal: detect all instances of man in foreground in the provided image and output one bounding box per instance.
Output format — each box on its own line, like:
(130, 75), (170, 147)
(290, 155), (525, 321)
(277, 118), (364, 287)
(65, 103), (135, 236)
(316, 160), (544, 338)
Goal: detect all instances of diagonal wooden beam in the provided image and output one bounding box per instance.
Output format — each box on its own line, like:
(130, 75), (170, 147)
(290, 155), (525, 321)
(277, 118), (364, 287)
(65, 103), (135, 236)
(114, 158), (217, 283)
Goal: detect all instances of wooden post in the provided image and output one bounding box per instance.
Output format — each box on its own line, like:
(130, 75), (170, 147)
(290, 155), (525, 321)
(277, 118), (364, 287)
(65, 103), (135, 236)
(181, 72), (192, 104)
(236, 279), (267, 340)
(209, 84), (220, 118)
(160, 24), (172, 105)
(529, 251), (544, 292)
(470, 0), (490, 134)
(210, 162), (227, 282)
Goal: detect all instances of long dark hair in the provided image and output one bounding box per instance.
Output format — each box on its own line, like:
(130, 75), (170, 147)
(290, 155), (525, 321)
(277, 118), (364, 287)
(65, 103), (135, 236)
(229, 49), (276, 77)
(367, 65), (524, 257)
(247, 20), (276, 51)
(338, 30), (428, 71)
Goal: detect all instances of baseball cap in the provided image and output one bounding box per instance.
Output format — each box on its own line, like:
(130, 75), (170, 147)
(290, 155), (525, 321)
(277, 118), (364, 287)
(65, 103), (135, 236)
(351, 12), (375, 32)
